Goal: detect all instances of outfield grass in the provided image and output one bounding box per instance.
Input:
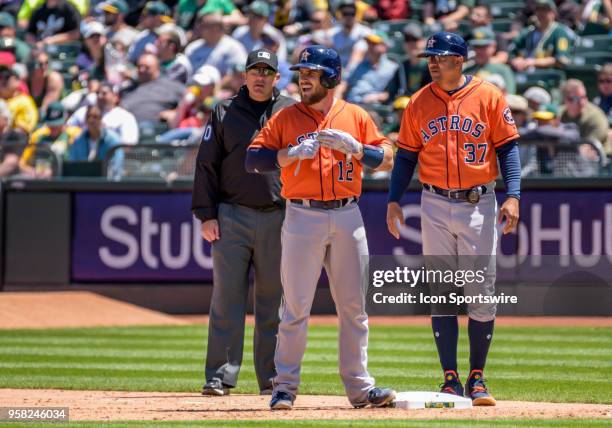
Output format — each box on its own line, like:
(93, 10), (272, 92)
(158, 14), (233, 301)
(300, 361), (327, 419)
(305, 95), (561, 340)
(0, 324), (610, 404)
(0, 420), (610, 428)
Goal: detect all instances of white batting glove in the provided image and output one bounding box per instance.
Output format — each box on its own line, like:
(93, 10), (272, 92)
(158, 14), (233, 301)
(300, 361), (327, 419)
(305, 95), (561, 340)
(287, 138), (320, 160)
(317, 129), (363, 155)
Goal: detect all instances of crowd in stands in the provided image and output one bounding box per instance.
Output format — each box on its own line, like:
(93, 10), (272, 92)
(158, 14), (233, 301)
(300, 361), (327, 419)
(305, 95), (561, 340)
(0, 0), (609, 179)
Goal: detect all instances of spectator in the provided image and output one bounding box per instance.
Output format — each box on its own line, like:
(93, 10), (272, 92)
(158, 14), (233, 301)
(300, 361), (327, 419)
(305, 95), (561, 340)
(219, 63), (245, 99)
(559, 79), (609, 148)
(127, 0), (172, 64)
(423, 0), (473, 32)
(68, 104), (123, 175)
(19, 101), (81, 176)
(384, 95), (410, 142)
(0, 65), (38, 134)
(98, 0), (138, 41)
(0, 100), (27, 177)
(385, 23), (432, 99)
(524, 86), (552, 112)
(290, 9), (334, 64)
(338, 30), (398, 105)
(177, 0), (244, 30)
(61, 77), (100, 114)
(329, 0), (371, 69)
(506, 94), (530, 128)
(579, 0), (612, 32)
(0, 13), (31, 64)
(466, 5), (510, 64)
(25, 0), (81, 48)
(105, 28), (137, 85)
(26, 51), (64, 111)
(120, 53), (185, 123)
(155, 23), (191, 84)
(464, 27), (516, 95)
(260, 33), (292, 92)
(593, 63), (612, 120)
(68, 81), (139, 145)
(510, 0), (575, 71)
(185, 11), (247, 75)
(18, 0), (87, 28)
(76, 21), (107, 82)
(232, 1), (288, 62)
(373, 0), (409, 20)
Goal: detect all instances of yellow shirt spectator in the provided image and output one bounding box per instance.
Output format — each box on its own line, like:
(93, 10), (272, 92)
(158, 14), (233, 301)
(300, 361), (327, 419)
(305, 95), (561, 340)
(7, 94), (38, 134)
(18, 0), (89, 21)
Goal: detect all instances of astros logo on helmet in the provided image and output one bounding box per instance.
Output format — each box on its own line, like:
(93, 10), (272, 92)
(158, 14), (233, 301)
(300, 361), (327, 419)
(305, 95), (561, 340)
(290, 45), (342, 89)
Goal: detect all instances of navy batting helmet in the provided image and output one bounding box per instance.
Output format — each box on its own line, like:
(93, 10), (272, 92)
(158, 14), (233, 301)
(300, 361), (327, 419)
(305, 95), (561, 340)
(290, 45), (342, 89)
(418, 32), (468, 58)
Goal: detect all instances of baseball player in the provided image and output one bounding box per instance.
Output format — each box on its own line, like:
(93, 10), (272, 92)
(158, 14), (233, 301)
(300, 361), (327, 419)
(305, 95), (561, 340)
(386, 32), (521, 406)
(246, 45), (396, 410)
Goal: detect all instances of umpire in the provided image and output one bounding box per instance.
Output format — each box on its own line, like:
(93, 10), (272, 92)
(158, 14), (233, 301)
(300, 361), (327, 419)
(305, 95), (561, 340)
(192, 48), (295, 396)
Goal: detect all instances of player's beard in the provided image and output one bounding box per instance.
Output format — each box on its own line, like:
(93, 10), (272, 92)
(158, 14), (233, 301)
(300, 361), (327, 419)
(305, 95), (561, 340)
(300, 84), (328, 105)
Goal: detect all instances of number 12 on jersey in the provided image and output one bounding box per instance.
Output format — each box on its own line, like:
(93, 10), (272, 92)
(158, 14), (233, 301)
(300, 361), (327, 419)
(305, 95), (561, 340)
(464, 143), (487, 164)
(337, 160), (354, 182)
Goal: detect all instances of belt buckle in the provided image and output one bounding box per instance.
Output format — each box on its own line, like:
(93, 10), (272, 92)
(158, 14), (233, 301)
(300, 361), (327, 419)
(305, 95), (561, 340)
(467, 187), (481, 204)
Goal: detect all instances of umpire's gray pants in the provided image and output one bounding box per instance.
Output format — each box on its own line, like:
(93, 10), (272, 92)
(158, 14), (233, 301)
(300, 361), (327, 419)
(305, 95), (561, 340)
(205, 203), (284, 391)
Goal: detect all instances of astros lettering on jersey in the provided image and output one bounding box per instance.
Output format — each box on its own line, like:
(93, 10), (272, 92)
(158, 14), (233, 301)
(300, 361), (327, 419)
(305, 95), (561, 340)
(397, 76), (519, 190)
(250, 99), (390, 200)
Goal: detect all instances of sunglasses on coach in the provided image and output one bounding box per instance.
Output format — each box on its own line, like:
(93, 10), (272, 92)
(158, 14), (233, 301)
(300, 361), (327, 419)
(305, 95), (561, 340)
(247, 67), (276, 77)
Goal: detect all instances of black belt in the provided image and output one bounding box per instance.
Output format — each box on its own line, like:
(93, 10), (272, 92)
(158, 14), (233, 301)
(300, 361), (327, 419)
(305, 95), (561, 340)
(290, 197), (358, 210)
(422, 183), (488, 204)
(237, 203), (283, 212)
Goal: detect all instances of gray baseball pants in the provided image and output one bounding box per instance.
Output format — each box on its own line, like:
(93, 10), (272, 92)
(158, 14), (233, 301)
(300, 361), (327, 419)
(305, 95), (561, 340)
(273, 201), (375, 405)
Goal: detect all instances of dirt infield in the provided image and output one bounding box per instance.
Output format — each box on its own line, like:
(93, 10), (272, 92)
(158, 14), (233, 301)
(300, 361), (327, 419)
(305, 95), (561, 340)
(2, 389), (611, 421)
(0, 292), (186, 329)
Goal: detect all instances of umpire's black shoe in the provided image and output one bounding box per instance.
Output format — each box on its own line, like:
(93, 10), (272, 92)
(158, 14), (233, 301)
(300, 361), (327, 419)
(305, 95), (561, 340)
(270, 391), (293, 410)
(353, 387), (397, 408)
(439, 370), (464, 397)
(202, 379), (230, 396)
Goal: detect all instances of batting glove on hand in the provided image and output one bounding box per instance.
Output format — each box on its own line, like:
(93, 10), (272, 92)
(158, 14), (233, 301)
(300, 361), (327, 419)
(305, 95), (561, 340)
(288, 138), (320, 160)
(317, 129), (363, 155)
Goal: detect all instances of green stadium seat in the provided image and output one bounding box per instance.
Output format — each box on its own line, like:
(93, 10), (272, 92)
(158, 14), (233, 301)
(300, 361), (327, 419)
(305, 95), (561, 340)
(579, 22), (609, 36)
(572, 51), (612, 66)
(45, 42), (82, 61)
(515, 69), (566, 94)
(387, 31), (407, 55)
(492, 18), (513, 33)
(575, 35), (612, 53)
(489, 2), (525, 18)
(387, 53), (408, 64)
(457, 20), (472, 38)
(563, 64), (601, 99)
(373, 19), (421, 35)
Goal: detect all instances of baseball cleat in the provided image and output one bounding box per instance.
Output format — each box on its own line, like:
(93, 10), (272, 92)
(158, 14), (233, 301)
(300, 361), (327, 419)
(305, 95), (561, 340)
(270, 391), (294, 410)
(353, 387), (397, 408)
(202, 379), (230, 396)
(439, 370), (464, 397)
(465, 370), (496, 406)
(259, 388), (273, 395)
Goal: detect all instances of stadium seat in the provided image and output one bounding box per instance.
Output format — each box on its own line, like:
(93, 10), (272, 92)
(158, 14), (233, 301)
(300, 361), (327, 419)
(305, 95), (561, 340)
(139, 122), (169, 144)
(373, 19), (421, 35)
(490, 2), (525, 18)
(515, 69), (566, 94)
(579, 21), (609, 36)
(573, 51), (612, 66)
(492, 18), (513, 33)
(564, 64), (601, 99)
(575, 35), (612, 53)
(45, 42), (82, 61)
(387, 31), (407, 55)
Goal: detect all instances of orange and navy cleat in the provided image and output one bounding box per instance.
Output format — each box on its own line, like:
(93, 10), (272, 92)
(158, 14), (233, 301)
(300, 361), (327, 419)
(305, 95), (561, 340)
(465, 369), (497, 406)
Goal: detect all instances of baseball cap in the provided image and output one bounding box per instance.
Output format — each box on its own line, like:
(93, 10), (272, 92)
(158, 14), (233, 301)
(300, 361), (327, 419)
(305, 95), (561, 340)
(248, 0), (271, 17)
(0, 64), (17, 78)
(534, 0), (557, 12)
(0, 37), (16, 52)
(393, 96), (410, 110)
(524, 86), (552, 105)
(365, 30), (390, 46)
(155, 23), (187, 48)
(532, 103), (559, 120)
(82, 21), (107, 38)
(99, 0), (129, 15)
(337, 0), (356, 11)
(44, 102), (66, 127)
(505, 94), (528, 112)
(191, 64), (221, 86)
(0, 50), (15, 66)
(246, 48), (278, 71)
(403, 23), (423, 41)
(469, 26), (495, 46)
(143, 1), (172, 22)
(0, 12), (15, 28)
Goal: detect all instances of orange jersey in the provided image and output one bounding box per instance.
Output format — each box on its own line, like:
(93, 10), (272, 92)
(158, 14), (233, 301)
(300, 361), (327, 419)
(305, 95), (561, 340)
(250, 99), (390, 200)
(397, 76), (519, 190)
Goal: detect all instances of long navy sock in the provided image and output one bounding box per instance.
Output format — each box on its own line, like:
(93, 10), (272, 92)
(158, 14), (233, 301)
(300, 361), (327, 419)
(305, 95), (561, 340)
(468, 318), (494, 372)
(431, 316), (458, 373)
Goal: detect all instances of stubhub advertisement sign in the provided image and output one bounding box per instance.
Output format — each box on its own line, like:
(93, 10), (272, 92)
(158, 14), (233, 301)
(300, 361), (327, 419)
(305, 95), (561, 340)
(72, 190), (612, 282)
(73, 193), (213, 281)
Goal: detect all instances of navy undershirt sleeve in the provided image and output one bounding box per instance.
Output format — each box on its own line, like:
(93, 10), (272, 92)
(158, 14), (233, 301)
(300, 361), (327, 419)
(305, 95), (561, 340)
(245, 147), (279, 173)
(388, 148), (419, 203)
(496, 140), (521, 199)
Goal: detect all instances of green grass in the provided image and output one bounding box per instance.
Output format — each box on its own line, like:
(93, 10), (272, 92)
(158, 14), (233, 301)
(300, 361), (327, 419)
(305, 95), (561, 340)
(0, 325), (611, 404)
(0, 420), (609, 428)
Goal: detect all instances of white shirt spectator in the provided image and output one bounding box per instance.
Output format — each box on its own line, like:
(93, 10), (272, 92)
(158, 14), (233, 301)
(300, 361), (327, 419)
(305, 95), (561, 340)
(231, 24), (287, 61)
(68, 106), (139, 145)
(185, 35), (247, 75)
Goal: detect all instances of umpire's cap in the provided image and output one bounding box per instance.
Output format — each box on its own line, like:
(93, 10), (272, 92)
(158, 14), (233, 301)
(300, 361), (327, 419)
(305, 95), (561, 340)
(290, 45), (341, 89)
(418, 32), (468, 58)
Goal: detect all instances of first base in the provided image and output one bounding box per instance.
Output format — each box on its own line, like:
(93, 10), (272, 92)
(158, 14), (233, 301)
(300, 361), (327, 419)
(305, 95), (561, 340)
(393, 391), (473, 409)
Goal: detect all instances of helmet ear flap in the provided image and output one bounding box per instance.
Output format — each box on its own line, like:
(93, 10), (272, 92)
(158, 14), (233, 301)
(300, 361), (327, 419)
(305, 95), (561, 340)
(320, 70), (340, 89)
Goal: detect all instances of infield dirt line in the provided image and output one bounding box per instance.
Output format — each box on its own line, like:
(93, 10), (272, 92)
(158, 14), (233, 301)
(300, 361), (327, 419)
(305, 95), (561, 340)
(2, 389), (611, 421)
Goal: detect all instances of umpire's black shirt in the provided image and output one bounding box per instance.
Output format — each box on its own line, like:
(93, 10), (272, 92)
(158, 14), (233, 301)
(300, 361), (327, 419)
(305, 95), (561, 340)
(192, 85), (296, 222)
